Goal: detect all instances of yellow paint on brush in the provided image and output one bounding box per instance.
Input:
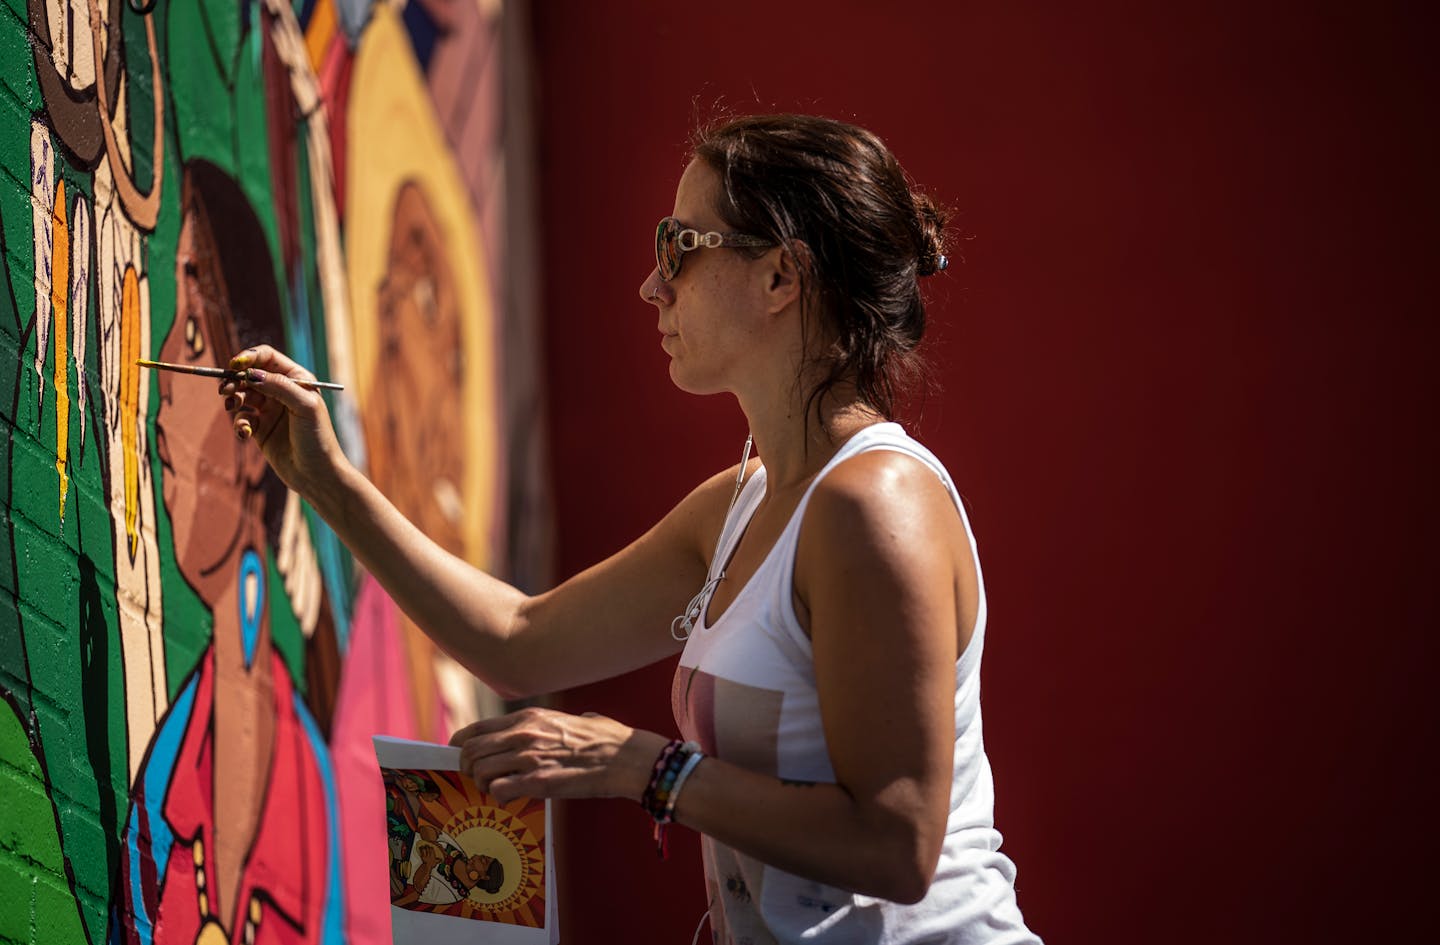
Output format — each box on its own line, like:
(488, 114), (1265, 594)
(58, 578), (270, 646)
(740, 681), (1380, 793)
(121, 265), (142, 557)
(51, 181), (70, 519)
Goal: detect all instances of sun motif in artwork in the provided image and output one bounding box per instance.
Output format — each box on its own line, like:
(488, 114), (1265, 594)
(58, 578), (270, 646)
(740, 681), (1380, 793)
(385, 768), (548, 928)
(444, 805), (546, 920)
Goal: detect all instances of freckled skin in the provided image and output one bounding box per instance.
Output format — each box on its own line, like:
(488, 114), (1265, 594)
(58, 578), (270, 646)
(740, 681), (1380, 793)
(650, 161), (777, 398)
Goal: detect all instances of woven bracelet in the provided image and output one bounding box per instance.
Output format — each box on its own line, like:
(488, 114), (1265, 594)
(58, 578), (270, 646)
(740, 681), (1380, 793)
(642, 739), (703, 857)
(640, 739), (683, 816)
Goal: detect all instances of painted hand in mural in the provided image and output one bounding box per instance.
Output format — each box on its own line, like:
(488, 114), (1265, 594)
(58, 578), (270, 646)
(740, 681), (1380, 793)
(451, 707), (670, 805)
(222, 345), (351, 499)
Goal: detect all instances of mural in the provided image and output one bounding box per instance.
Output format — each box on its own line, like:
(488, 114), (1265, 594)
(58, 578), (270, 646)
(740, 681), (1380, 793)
(0, 2), (515, 944)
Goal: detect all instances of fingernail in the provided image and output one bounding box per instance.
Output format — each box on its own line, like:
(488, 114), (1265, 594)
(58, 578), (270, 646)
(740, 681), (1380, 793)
(237, 422), (252, 441)
(246, 368), (266, 383)
(223, 395), (237, 411)
(231, 348), (255, 368)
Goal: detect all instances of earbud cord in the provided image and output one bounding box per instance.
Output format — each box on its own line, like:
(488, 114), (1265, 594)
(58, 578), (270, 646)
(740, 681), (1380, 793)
(671, 434), (753, 641)
(688, 909), (712, 945)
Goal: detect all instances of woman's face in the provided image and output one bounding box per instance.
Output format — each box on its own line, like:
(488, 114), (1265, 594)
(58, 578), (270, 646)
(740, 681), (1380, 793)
(156, 209), (254, 597)
(640, 160), (776, 396)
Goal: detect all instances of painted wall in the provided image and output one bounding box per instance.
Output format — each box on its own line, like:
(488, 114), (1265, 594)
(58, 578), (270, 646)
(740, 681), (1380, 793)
(0, 2), (516, 944)
(530, 2), (1432, 943)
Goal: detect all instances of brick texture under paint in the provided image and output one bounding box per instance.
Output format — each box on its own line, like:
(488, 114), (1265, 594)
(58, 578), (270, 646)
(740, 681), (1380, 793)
(0, 3), (509, 944)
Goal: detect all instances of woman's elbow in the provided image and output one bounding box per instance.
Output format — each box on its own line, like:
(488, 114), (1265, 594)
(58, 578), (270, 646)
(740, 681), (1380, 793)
(879, 857), (937, 906)
(469, 655), (548, 703)
(862, 821), (943, 904)
(485, 677), (534, 703)
(457, 613), (545, 701)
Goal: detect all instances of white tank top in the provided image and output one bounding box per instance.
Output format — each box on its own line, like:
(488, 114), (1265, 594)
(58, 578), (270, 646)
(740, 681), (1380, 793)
(671, 423), (1040, 944)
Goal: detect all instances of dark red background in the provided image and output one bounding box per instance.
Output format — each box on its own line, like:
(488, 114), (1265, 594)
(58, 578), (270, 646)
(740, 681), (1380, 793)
(530, 3), (1435, 942)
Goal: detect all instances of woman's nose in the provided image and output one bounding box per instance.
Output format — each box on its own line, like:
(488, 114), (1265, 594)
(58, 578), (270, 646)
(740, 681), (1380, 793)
(639, 270), (672, 305)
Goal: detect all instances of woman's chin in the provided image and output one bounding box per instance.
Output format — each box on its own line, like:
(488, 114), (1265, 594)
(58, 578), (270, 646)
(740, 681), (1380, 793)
(667, 367), (706, 396)
(667, 360), (724, 397)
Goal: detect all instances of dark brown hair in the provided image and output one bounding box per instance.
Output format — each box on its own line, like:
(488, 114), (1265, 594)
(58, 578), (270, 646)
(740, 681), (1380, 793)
(691, 114), (950, 423)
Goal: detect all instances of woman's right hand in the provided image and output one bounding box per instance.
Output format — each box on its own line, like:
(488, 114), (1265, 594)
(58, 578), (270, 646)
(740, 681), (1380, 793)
(221, 345), (348, 498)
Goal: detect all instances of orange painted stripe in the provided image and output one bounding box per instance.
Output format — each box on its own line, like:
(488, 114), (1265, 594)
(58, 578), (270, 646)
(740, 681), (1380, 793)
(51, 181), (70, 519)
(121, 265), (142, 557)
(305, 0), (338, 74)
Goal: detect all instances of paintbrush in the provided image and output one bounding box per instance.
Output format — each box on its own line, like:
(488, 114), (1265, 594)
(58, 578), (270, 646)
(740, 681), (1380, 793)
(135, 359), (345, 391)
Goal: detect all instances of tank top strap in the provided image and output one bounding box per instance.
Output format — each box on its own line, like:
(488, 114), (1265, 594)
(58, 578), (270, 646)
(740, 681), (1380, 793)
(788, 421), (952, 531)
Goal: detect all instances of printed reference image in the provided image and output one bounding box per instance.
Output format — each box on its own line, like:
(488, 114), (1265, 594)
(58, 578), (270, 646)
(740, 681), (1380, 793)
(381, 766), (548, 928)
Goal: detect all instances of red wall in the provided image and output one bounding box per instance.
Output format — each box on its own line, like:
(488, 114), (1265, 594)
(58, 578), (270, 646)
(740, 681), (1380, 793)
(532, 4), (1432, 942)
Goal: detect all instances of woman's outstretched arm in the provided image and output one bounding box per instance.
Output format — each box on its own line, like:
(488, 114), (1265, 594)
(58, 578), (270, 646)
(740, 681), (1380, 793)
(223, 345), (734, 698)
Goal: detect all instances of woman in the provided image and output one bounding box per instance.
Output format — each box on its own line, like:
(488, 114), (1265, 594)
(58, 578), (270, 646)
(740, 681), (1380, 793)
(224, 114), (1040, 944)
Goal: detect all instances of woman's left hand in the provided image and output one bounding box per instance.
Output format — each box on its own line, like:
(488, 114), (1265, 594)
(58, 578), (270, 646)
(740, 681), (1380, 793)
(450, 707), (669, 804)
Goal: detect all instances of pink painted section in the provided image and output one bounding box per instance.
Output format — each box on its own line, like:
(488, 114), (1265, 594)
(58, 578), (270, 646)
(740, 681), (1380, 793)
(330, 575), (448, 945)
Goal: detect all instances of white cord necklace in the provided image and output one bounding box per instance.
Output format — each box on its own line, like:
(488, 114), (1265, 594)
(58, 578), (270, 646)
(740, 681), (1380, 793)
(671, 434), (753, 641)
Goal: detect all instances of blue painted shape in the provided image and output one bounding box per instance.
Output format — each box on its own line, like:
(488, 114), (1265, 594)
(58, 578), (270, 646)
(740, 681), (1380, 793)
(239, 549), (264, 669)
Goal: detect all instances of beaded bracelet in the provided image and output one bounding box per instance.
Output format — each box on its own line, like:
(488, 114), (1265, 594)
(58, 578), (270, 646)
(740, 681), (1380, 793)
(640, 740), (683, 816)
(641, 739), (704, 857)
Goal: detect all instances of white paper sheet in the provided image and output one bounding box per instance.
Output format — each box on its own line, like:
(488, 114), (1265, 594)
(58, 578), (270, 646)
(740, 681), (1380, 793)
(373, 736), (557, 944)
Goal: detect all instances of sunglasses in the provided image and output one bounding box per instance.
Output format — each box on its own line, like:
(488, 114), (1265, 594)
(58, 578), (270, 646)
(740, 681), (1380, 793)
(654, 216), (774, 282)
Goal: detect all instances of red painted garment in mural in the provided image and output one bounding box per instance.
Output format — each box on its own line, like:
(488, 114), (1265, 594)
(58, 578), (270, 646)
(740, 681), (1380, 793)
(117, 650), (340, 945)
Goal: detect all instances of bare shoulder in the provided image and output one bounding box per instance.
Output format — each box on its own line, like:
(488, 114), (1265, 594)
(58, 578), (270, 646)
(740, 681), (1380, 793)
(804, 448), (958, 542)
(795, 447), (974, 648)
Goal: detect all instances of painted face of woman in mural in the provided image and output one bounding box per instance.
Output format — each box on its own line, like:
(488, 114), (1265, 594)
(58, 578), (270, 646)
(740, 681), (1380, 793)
(154, 161), (292, 929)
(157, 182), (272, 596)
(366, 180), (466, 557)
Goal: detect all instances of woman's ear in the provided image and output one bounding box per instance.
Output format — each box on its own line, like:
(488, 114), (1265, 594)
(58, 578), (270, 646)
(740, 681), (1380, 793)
(763, 240), (809, 314)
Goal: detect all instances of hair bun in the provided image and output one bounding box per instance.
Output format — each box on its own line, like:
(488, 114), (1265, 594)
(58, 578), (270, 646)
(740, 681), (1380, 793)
(690, 113), (947, 421)
(913, 192), (951, 277)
